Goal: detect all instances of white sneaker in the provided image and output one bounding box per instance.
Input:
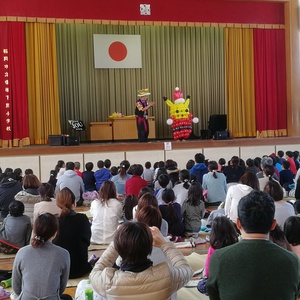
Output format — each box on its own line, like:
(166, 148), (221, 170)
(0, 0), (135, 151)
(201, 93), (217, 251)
(190, 237), (206, 245)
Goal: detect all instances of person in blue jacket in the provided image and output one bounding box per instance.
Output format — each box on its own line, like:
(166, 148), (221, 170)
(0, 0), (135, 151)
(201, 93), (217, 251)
(189, 153), (208, 184)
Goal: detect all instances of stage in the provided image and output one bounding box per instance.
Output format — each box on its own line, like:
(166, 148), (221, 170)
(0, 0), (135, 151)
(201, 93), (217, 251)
(0, 136), (300, 182)
(1, 136), (300, 156)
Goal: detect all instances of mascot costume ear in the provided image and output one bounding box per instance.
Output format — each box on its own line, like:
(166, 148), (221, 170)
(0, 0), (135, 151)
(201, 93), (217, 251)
(163, 87), (199, 140)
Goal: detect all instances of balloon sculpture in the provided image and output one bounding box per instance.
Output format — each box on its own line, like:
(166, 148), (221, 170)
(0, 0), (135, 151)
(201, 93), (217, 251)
(163, 87), (199, 140)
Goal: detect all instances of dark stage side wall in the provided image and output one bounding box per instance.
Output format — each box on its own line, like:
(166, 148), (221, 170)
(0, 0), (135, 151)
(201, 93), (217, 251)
(1, 1), (284, 24)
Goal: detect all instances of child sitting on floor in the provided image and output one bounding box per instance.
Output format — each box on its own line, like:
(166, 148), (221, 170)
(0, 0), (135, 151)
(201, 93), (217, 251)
(197, 216), (238, 295)
(159, 189), (184, 242)
(0, 200), (32, 254)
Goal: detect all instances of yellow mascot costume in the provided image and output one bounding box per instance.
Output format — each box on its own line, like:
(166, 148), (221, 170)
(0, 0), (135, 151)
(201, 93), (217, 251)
(164, 87), (199, 140)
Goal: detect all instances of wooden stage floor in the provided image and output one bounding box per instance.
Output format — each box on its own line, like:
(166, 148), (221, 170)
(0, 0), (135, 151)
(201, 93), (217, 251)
(1, 136), (300, 156)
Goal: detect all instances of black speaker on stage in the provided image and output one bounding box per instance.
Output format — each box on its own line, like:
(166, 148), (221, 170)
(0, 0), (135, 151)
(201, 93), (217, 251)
(214, 131), (230, 140)
(65, 135), (80, 146)
(49, 135), (64, 146)
(200, 130), (212, 140)
(208, 114), (227, 132)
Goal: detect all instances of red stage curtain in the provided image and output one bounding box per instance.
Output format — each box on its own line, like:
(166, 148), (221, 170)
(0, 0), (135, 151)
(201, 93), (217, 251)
(253, 29), (287, 137)
(0, 22), (30, 147)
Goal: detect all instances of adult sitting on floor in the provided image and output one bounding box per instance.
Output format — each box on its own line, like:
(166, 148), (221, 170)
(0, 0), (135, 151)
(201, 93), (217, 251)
(263, 177), (295, 229)
(14, 174), (42, 224)
(12, 213), (72, 300)
(90, 222), (193, 300)
(53, 187), (92, 279)
(90, 181), (123, 245)
(207, 190), (300, 300)
(0, 172), (22, 222)
(224, 171), (259, 224)
(77, 206), (176, 300)
(33, 183), (61, 224)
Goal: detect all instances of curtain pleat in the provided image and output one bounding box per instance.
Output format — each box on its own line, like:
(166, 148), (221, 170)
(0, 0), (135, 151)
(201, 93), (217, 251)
(253, 29), (287, 137)
(225, 28), (256, 138)
(25, 23), (61, 144)
(0, 22), (30, 148)
(55, 24), (226, 140)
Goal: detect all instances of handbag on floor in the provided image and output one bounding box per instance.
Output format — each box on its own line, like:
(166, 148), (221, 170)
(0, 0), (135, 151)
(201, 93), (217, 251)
(197, 277), (209, 296)
(0, 269), (12, 282)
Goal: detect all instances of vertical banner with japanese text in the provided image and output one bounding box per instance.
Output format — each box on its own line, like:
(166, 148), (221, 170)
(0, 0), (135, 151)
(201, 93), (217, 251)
(0, 22), (29, 147)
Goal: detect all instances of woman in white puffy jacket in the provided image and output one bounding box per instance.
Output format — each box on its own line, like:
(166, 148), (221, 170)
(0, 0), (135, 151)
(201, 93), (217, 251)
(90, 181), (123, 245)
(224, 171), (259, 224)
(90, 222), (193, 300)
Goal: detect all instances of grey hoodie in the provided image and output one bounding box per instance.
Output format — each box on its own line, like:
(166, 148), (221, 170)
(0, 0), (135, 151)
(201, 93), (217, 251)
(55, 170), (84, 201)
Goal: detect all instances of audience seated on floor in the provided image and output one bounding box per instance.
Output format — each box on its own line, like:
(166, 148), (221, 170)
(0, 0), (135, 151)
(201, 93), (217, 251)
(165, 159), (180, 187)
(258, 164), (275, 191)
(173, 169), (191, 206)
(0, 172), (22, 222)
(94, 160), (112, 191)
(110, 160), (131, 197)
(14, 174), (42, 224)
(55, 160), (66, 179)
(90, 181), (123, 245)
(0, 200), (31, 254)
(13, 168), (23, 183)
(142, 161), (154, 188)
(263, 177), (295, 229)
(207, 190), (300, 300)
(53, 187), (92, 279)
(74, 161), (82, 178)
(55, 161), (85, 206)
(269, 223), (291, 250)
(133, 192), (168, 236)
(122, 194), (138, 222)
(33, 183), (61, 223)
(47, 170), (58, 189)
(280, 161), (295, 192)
(284, 216), (300, 259)
(90, 222), (193, 299)
(82, 162), (96, 192)
(198, 216), (238, 295)
(225, 171), (259, 224)
(125, 164), (148, 197)
(159, 189), (184, 241)
(182, 181), (205, 237)
(12, 213), (72, 300)
(223, 156), (245, 184)
(155, 174), (171, 205)
(189, 153), (208, 185)
(202, 161), (227, 206)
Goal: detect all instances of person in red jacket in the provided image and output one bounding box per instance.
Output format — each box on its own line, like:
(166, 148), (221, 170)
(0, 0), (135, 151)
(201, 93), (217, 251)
(286, 151), (297, 176)
(125, 164), (148, 197)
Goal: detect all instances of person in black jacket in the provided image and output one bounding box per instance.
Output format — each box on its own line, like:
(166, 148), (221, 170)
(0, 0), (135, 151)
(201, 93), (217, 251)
(53, 187), (92, 279)
(135, 89), (155, 143)
(0, 173), (22, 221)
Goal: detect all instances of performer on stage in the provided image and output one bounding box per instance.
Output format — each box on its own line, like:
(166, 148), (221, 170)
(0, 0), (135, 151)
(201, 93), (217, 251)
(135, 89), (155, 142)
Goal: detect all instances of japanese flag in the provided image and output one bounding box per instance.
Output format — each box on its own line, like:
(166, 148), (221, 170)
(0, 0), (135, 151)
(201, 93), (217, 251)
(93, 34), (142, 69)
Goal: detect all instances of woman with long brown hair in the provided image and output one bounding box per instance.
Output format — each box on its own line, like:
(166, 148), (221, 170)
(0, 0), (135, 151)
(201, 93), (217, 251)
(90, 180), (123, 244)
(53, 187), (92, 279)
